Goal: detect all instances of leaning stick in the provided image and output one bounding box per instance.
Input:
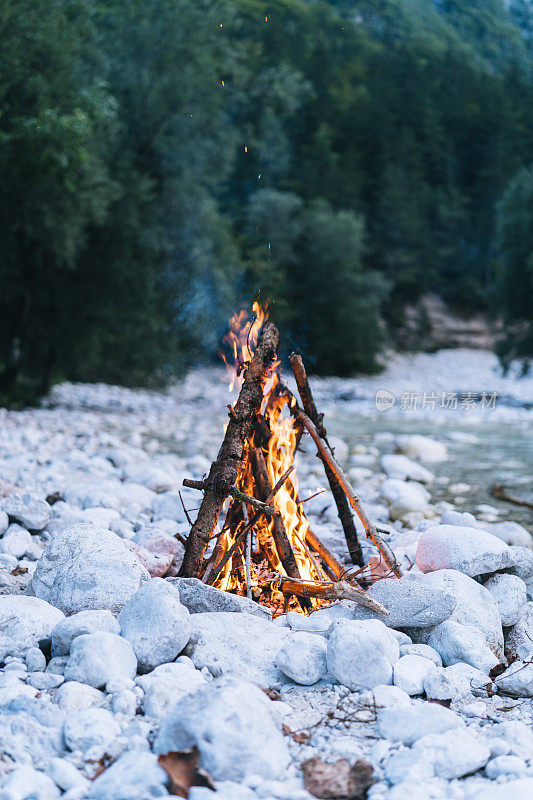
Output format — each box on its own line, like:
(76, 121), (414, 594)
(492, 483), (533, 510)
(275, 577), (389, 615)
(179, 321), (279, 577)
(295, 408), (403, 578)
(290, 353), (364, 567)
(305, 528), (343, 580)
(183, 478), (277, 516)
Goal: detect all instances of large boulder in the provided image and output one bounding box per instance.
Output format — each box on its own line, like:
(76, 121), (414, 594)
(184, 612), (291, 685)
(427, 620), (500, 673)
(27, 523), (150, 614)
(118, 578), (190, 672)
(136, 662), (206, 718)
(415, 524), (514, 577)
(153, 676), (290, 781)
(0, 595), (64, 660)
(327, 619), (399, 691)
(406, 569), (504, 660)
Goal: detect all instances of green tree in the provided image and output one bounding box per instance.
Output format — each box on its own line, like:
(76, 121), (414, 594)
(495, 165), (533, 373)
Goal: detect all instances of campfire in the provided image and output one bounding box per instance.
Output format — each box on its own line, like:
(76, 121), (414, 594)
(179, 304), (401, 614)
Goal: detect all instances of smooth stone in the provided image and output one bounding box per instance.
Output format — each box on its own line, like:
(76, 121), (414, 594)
(184, 612), (291, 686)
(27, 523), (150, 615)
(350, 572), (456, 628)
(470, 779), (533, 800)
(485, 755), (527, 778)
(0, 493), (51, 530)
(505, 602), (533, 660)
(488, 521), (532, 549)
(137, 662), (206, 719)
(275, 633), (327, 685)
(64, 632), (137, 689)
(25, 647), (47, 672)
(286, 610), (330, 635)
(45, 758), (88, 791)
(495, 662), (533, 697)
(407, 569), (504, 659)
(398, 644), (442, 667)
(118, 578), (190, 672)
(121, 463), (177, 492)
(0, 510), (9, 535)
(1, 766), (60, 800)
(154, 676), (290, 781)
(377, 702), (463, 745)
(510, 548), (533, 599)
(167, 577), (271, 619)
(393, 655), (436, 696)
(394, 434), (447, 462)
(483, 573), (527, 627)
(0, 595), (64, 660)
(0, 525), (33, 558)
(378, 479), (431, 518)
(416, 524), (514, 577)
(88, 750), (169, 800)
(380, 454), (434, 483)
(427, 620), (500, 673)
(64, 707), (120, 753)
(440, 511), (477, 526)
(359, 684), (411, 708)
(327, 619), (399, 691)
(482, 720), (533, 759)
(413, 728), (490, 779)
(62, 479), (154, 511)
(27, 672), (64, 689)
(53, 681), (105, 714)
(51, 610), (121, 657)
(423, 663), (491, 701)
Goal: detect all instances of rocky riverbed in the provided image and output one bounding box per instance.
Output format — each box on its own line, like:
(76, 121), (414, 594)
(0, 351), (532, 800)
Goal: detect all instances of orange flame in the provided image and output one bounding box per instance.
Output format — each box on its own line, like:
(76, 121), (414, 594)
(215, 303), (325, 610)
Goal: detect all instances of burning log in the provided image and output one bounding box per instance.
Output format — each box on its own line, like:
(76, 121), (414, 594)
(274, 577), (389, 615)
(290, 352), (364, 567)
(178, 320), (279, 578)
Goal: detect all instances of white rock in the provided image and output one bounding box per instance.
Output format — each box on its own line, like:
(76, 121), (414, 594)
(327, 619), (399, 691)
(286, 610), (330, 635)
(151, 491), (189, 523)
(154, 676), (290, 781)
(440, 510), (477, 526)
(167, 577), (270, 618)
(395, 434), (447, 462)
(414, 728), (490, 779)
(27, 672), (64, 689)
(377, 702), (463, 745)
(380, 454), (434, 483)
(88, 750), (169, 800)
(409, 569), (504, 659)
(62, 479), (154, 511)
(51, 610), (121, 656)
(416, 524), (515, 576)
(27, 523), (150, 615)
(54, 681), (105, 714)
(111, 689), (139, 715)
(393, 655), (436, 696)
(0, 525), (32, 558)
(495, 662), (533, 697)
(0, 595), (64, 660)
(485, 755), (527, 778)
(45, 758), (88, 791)
(398, 644), (442, 666)
(483, 720), (533, 759)
(64, 632), (137, 689)
(25, 647), (47, 672)
(423, 663), (491, 701)
(137, 662), (206, 718)
(350, 572), (456, 628)
(0, 510), (9, 535)
(384, 747), (436, 785)
(505, 602), (533, 659)
(275, 633), (327, 685)
(0, 493), (51, 530)
(488, 521), (532, 549)
(121, 463), (177, 492)
(470, 779), (533, 800)
(483, 573), (527, 627)
(1, 766), (60, 800)
(427, 620), (499, 673)
(360, 684), (411, 709)
(379, 479), (431, 518)
(184, 612), (291, 685)
(118, 578), (190, 672)
(64, 707), (120, 753)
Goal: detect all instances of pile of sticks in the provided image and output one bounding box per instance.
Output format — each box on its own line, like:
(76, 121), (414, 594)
(178, 319), (401, 613)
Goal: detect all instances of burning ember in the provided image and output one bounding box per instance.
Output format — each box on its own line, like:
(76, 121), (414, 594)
(180, 303), (400, 615)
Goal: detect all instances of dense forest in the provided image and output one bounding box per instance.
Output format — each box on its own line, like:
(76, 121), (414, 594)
(1, 0), (532, 399)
